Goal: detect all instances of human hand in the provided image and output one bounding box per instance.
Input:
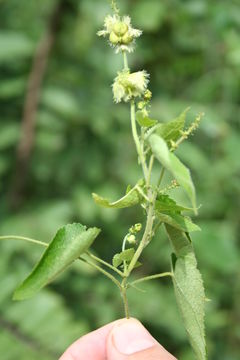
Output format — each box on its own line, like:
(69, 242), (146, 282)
(60, 318), (177, 360)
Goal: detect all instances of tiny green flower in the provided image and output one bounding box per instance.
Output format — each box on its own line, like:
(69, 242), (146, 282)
(112, 70), (149, 103)
(97, 14), (142, 53)
(127, 234), (136, 245)
(144, 89), (152, 101)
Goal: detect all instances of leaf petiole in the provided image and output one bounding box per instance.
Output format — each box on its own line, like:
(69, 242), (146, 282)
(0, 235), (48, 247)
(130, 272), (173, 287)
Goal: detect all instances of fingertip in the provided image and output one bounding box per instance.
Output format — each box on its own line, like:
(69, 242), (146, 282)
(59, 319), (123, 360)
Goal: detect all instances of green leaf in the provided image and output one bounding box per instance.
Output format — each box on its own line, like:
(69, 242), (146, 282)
(112, 248), (135, 268)
(156, 212), (200, 233)
(156, 108), (189, 146)
(165, 225), (206, 360)
(92, 182), (143, 209)
(0, 31), (34, 62)
(156, 194), (191, 213)
(165, 223), (192, 257)
(149, 134), (197, 213)
(136, 110), (158, 128)
(13, 223), (100, 300)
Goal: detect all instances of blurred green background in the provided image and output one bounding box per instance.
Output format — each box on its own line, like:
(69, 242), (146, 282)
(0, 0), (240, 359)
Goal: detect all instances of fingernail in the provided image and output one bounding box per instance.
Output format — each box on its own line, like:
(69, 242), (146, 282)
(112, 319), (155, 355)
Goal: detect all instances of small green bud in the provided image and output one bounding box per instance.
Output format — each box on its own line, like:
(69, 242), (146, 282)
(109, 31), (120, 45)
(144, 89), (152, 101)
(134, 223), (142, 232)
(127, 234), (136, 245)
(129, 223), (142, 234)
(138, 101), (145, 110)
(121, 33), (133, 45)
(113, 22), (128, 36)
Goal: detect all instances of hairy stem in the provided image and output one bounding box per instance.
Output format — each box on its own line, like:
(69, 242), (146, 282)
(121, 278), (130, 318)
(130, 101), (148, 180)
(147, 155), (155, 187)
(123, 51), (129, 70)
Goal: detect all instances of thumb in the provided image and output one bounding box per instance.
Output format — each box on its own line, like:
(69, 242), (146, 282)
(106, 318), (177, 360)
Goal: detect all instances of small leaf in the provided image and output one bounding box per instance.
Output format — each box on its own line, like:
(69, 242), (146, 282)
(149, 134), (197, 212)
(156, 194), (191, 213)
(136, 110), (158, 128)
(156, 212), (200, 233)
(92, 182), (143, 209)
(112, 248), (135, 268)
(166, 225), (206, 360)
(133, 261), (142, 269)
(156, 108), (189, 146)
(13, 223), (100, 300)
(165, 224), (192, 257)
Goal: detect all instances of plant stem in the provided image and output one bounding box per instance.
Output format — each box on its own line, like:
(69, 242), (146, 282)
(130, 272), (173, 287)
(126, 200), (155, 276)
(123, 51), (129, 70)
(86, 251), (124, 277)
(82, 254), (131, 318)
(122, 235), (128, 275)
(147, 155), (154, 187)
(130, 101), (148, 180)
(0, 235), (48, 247)
(81, 256), (122, 291)
(121, 278), (130, 318)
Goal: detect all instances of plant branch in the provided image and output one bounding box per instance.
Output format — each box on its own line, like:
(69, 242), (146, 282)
(80, 257), (122, 291)
(130, 101), (148, 180)
(121, 278), (130, 318)
(86, 251), (124, 277)
(147, 154), (154, 187)
(123, 51), (129, 70)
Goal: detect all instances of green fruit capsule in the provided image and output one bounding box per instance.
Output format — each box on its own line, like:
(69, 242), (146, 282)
(113, 22), (128, 36)
(121, 33), (133, 45)
(109, 31), (120, 45)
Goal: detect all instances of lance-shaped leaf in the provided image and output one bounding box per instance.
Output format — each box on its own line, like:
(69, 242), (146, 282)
(156, 212), (201, 233)
(149, 134), (197, 213)
(165, 225), (206, 360)
(92, 182), (143, 209)
(13, 223), (100, 300)
(156, 107), (189, 146)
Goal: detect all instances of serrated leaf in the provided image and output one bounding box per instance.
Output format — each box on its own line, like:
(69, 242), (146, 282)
(166, 225), (206, 360)
(92, 183), (142, 209)
(149, 134), (197, 213)
(112, 248), (135, 268)
(156, 108), (189, 146)
(13, 223), (100, 300)
(156, 194), (191, 213)
(156, 212), (200, 233)
(136, 110), (158, 128)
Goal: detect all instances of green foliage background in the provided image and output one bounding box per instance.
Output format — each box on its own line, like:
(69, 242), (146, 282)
(0, 0), (239, 358)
